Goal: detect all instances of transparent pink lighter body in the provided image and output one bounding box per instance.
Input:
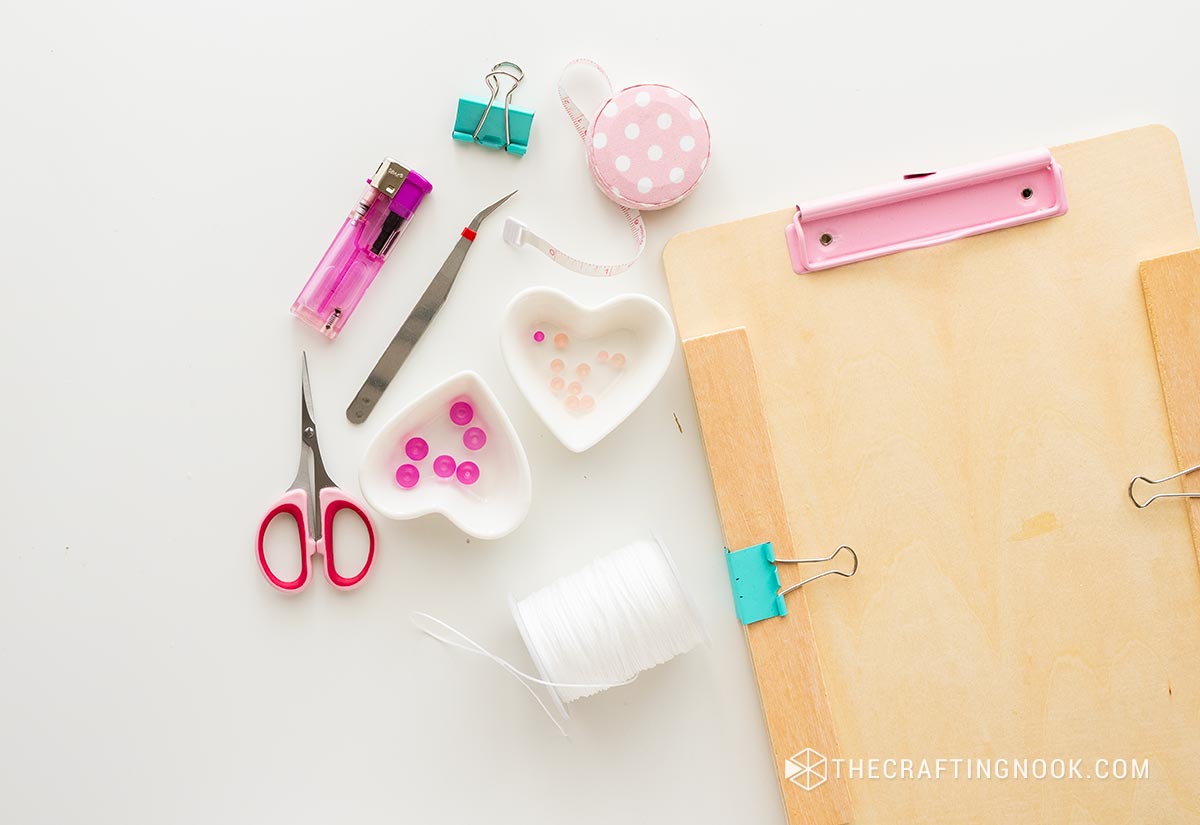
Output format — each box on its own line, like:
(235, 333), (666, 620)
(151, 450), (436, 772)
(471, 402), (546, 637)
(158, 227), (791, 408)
(291, 188), (392, 339)
(291, 164), (431, 340)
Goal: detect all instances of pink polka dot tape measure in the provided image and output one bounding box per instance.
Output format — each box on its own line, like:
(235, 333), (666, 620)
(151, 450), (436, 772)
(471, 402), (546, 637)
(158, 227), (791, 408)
(502, 59), (711, 277)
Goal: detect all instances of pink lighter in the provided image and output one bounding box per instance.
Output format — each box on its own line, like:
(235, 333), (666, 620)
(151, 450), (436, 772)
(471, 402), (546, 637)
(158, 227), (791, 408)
(291, 159), (433, 339)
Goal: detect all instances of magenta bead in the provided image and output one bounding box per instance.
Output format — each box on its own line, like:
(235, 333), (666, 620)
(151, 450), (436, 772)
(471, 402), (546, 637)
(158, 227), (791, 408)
(456, 461), (480, 485)
(395, 464), (420, 489)
(433, 454), (457, 478)
(463, 427), (487, 451)
(449, 401), (474, 426)
(533, 330), (545, 343)
(405, 437), (428, 461)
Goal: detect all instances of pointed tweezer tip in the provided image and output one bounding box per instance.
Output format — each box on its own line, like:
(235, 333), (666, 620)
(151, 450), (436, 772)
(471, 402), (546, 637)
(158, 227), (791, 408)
(489, 189), (518, 212)
(470, 190), (518, 231)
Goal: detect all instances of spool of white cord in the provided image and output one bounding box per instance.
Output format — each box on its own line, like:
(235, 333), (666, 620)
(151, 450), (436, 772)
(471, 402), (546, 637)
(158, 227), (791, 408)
(413, 535), (705, 734)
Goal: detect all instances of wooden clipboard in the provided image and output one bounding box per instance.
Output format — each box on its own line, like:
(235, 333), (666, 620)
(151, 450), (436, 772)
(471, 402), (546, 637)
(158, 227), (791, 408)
(663, 126), (1200, 824)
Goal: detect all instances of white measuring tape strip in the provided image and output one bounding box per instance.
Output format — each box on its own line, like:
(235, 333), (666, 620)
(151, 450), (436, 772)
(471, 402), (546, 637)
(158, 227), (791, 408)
(501, 209), (646, 278)
(412, 536), (706, 735)
(503, 59), (710, 277)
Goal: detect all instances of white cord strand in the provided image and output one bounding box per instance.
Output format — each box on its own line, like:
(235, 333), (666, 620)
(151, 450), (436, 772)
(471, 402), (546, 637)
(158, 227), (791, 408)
(411, 537), (704, 734)
(410, 612), (580, 737)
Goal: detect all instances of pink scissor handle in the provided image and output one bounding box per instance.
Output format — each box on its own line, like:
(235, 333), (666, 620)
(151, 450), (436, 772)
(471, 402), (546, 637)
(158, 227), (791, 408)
(317, 488), (376, 589)
(256, 488), (315, 593)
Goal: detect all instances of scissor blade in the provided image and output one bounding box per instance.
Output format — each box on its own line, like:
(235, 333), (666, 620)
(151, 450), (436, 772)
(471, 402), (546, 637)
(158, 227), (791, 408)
(296, 352), (333, 536)
(468, 190), (517, 233)
(300, 351), (317, 434)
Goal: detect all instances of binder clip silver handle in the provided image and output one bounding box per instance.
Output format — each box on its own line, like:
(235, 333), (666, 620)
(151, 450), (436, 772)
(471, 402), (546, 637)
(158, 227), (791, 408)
(1129, 462), (1200, 508)
(775, 544), (859, 597)
(472, 62), (524, 150)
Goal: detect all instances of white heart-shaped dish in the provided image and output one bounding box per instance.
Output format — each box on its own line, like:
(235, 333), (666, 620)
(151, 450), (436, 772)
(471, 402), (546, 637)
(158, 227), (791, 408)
(500, 287), (676, 452)
(360, 371), (531, 539)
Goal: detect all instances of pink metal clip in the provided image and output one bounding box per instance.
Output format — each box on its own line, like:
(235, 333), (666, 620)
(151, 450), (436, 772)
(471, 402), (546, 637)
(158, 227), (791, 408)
(785, 149), (1068, 273)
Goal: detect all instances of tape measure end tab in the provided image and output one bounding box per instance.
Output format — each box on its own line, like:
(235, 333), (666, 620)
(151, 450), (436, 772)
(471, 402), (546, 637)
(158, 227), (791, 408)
(503, 218), (528, 248)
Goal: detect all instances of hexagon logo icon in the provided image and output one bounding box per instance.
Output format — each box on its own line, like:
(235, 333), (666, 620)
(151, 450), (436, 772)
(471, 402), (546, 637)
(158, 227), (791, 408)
(784, 748), (828, 791)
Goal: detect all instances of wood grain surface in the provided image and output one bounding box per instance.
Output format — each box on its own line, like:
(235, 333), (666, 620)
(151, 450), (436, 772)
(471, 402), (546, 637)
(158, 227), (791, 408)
(664, 126), (1200, 824)
(1140, 249), (1200, 565)
(684, 327), (853, 825)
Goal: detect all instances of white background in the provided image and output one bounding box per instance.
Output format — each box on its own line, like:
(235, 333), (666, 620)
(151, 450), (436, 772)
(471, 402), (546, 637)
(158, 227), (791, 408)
(2, 1), (1198, 822)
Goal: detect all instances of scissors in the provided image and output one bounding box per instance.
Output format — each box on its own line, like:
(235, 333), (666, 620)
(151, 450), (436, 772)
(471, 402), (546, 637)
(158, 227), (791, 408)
(256, 353), (377, 592)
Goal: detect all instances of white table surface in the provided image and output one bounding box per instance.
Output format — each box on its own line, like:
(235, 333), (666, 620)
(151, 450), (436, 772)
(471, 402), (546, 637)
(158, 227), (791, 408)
(3, 1), (1199, 821)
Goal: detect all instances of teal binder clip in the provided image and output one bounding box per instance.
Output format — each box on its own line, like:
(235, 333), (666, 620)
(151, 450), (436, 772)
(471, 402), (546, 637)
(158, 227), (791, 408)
(725, 542), (859, 626)
(453, 62), (534, 156)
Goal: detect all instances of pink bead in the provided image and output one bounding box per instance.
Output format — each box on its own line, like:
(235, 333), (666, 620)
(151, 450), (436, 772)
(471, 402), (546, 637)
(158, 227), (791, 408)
(554, 333), (569, 349)
(597, 350), (609, 362)
(463, 427), (487, 451)
(449, 401), (474, 426)
(580, 395), (595, 411)
(433, 455), (457, 478)
(565, 395), (580, 411)
(610, 353), (627, 367)
(568, 381), (583, 395)
(395, 464), (420, 489)
(533, 330), (545, 343)
(550, 358), (564, 373)
(405, 437), (428, 461)
(456, 461), (480, 485)
(550, 376), (565, 392)
(576, 363), (591, 378)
